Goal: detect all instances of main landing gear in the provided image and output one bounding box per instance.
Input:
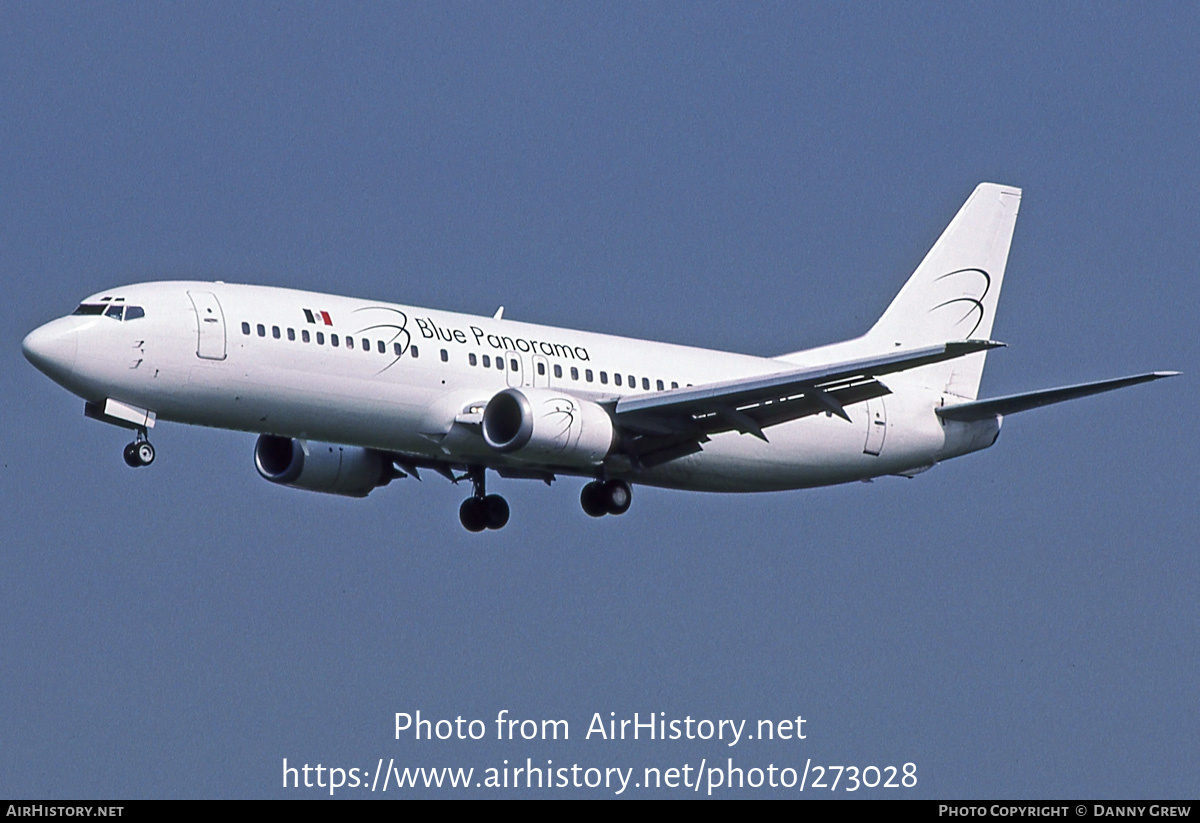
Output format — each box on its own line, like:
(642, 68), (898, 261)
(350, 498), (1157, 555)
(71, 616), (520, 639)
(580, 479), (632, 518)
(458, 466), (510, 532)
(122, 431), (155, 468)
(456, 470), (631, 530)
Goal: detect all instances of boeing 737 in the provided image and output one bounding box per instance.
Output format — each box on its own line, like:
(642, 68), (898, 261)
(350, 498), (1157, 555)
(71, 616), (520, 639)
(22, 183), (1175, 531)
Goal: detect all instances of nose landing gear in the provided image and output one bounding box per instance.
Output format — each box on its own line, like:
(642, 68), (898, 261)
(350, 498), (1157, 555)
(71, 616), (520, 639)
(122, 432), (155, 468)
(459, 467), (509, 532)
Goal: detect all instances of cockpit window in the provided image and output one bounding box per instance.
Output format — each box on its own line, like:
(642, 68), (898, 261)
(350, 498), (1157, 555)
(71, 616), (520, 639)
(73, 303), (145, 320)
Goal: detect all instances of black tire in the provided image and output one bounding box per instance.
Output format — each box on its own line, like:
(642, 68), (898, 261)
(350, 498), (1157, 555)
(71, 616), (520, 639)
(123, 443), (141, 468)
(459, 497), (488, 532)
(483, 494), (510, 530)
(603, 480), (632, 515)
(580, 482), (608, 517)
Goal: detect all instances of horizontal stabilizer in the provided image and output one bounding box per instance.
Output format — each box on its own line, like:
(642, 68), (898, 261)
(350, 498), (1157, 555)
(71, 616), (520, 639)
(936, 372), (1178, 422)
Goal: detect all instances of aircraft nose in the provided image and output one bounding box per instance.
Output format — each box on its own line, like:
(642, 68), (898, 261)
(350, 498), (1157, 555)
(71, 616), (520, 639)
(22, 319), (79, 382)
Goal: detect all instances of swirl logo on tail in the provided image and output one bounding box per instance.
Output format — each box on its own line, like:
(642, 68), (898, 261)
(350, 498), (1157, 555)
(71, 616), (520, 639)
(930, 268), (991, 337)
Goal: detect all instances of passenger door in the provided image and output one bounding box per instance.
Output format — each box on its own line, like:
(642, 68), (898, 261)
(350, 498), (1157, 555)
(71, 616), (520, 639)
(187, 291), (227, 361)
(863, 397), (887, 456)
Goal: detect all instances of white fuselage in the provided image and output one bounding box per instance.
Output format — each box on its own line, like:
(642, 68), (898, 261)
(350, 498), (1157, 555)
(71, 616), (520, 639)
(24, 280), (994, 493)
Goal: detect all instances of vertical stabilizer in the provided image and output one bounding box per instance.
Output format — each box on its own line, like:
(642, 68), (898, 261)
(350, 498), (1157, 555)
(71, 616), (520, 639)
(865, 183), (1021, 399)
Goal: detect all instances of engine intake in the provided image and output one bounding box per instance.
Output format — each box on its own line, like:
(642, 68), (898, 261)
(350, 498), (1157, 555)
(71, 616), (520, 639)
(482, 388), (615, 467)
(254, 435), (392, 497)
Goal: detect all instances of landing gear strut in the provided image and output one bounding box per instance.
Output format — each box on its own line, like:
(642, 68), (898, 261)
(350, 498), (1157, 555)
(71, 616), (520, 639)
(122, 431), (155, 468)
(458, 466), (509, 532)
(581, 479), (632, 517)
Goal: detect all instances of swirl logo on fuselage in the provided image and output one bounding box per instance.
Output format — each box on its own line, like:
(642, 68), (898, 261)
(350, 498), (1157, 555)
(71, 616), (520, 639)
(352, 306), (412, 373)
(930, 268), (991, 338)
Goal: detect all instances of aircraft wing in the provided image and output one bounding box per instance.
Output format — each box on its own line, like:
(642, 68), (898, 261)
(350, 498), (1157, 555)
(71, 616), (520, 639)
(935, 371), (1178, 422)
(613, 340), (1001, 462)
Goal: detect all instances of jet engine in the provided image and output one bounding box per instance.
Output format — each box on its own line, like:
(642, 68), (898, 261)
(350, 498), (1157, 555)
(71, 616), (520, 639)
(481, 387), (615, 467)
(254, 434), (393, 497)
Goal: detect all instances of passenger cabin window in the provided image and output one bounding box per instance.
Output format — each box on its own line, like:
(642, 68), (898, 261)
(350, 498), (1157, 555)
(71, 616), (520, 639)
(642, 377), (650, 390)
(257, 324), (266, 337)
(272, 326), (280, 339)
(362, 338), (370, 351)
(537, 362), (546, 376)
(510, 358), (518, 371)
(331, 334), (339, 347)
(586, 369), (594, 382)
(287, 328), (295, 341)
(411, 346), (419, 358)
(554, 365), (562, 378)
(614, 374), (622, 387)
(469, 353), (477, 366)
(242, 322), (251, 335)
(482, 355), (490, 368)
(440, 349), (448, 362)
(377, 340), (385, 354)
(346, 336), (354, 349)
(657, 379), (664, 391)
(302, 330), (310, 343)
(316, 332), (325, 345)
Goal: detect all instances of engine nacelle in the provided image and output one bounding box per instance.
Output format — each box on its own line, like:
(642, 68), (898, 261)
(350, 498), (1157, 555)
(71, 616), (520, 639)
(254, 434), (392, 498)
(481, 387), (615, 467)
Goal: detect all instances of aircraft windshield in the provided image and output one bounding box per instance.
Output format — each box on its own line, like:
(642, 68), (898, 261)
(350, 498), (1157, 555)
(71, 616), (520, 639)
(72, 303), (145, 320)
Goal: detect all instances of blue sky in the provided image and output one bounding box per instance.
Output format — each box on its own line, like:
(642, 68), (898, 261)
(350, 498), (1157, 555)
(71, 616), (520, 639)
(2, 3), (1196, 798)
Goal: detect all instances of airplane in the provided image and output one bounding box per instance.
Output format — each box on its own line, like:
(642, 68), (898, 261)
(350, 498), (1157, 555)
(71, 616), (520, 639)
(22, 183), (1176, 532)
